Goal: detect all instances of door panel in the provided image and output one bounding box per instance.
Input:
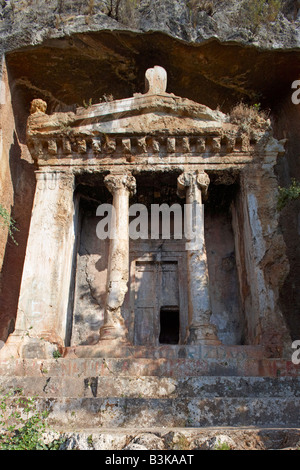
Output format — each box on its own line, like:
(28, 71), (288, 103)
(133, 259), (182, 345)
(134, 262), (157, 345)
(161, 262), (179, 307)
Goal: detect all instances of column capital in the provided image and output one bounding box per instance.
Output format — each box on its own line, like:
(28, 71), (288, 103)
(35, 170), (74, 191)
(177, 170), (210, 199)
(104, 172), (136, 198)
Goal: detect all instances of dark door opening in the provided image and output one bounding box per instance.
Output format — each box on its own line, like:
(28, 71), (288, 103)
(159, 307), (180, 344)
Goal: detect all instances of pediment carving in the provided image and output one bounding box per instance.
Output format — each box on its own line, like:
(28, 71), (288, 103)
(26, 67), (285, 170)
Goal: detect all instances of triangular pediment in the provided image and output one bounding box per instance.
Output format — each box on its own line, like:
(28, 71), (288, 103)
(74, 92), (226, 135)
(27, 88), (226, 139)
(26, 66), (284, 170)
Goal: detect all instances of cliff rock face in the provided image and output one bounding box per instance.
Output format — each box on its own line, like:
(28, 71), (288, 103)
(0, 0), (299, 342)
(0, 0), (299, 52)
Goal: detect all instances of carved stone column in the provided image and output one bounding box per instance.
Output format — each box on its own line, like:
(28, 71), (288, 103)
(0, 170), (77, 358)
(177, 170), (220, 345)
(99, 172), (136, 343)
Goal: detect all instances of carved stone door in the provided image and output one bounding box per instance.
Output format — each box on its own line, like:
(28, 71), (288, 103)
(133, 261), (158, 345)
(131, 256), (187, 346)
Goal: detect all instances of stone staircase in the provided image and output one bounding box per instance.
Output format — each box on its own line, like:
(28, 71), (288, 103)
(1, 345), (300, 434)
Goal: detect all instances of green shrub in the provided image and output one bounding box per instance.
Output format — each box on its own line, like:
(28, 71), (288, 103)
(0, 389), (62, 450)
(229, 102), (270, 134)
(52, 349), (62, 359)
(214, 440), (232, 450)
(0, 203), (18, 245)
(278, 179), (300, 211)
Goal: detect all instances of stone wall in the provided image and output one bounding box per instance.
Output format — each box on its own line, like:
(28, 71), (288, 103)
(0, 57), (35, 341)
(0, 58), (13, 273)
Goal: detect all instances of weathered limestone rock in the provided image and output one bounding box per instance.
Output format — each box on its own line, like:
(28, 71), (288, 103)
(232, 159), (292, 357)
(127, 433), (165, 450)
(50, 427), (300, 450)
(1, 0), (299, 56)
(0, 57), (36, 344)
(59, 432), (129, 451)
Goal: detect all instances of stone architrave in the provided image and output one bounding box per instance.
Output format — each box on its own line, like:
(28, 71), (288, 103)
(177, 170), (221, 345)
(99, 172), (136, 343)
(1, 170), (76, 358)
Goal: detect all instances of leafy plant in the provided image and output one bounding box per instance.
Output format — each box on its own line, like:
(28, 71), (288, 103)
(0, 389), (62, 450)
(229, 102), (270, 134)
(87, 434), (94, 448)
(0, 203), (18, 245)
(52, 349), (62, 359)
(214, 440), (232, 450)
(83, 98), (93, 109)
(252, 103), (261, 112)
(278, 179), (300, 211)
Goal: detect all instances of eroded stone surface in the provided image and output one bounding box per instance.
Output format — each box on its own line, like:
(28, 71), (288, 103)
(4, 427), (300, 451)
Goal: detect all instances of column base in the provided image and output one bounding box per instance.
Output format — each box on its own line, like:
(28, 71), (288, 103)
(98, 324), (129, 345)
(186, 324), (221, 346)
(0, 330), (64, 359)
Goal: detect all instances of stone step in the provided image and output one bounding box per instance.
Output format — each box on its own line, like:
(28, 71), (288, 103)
(3, 395), (300, 428)
(0, 357), (299, 378)
(64, 344), (265, 360)
(1, 376), (300, 399)
(46, 427), (300, 450)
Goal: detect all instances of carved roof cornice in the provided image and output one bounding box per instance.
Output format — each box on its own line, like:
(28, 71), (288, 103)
(26, 67), (286, 171)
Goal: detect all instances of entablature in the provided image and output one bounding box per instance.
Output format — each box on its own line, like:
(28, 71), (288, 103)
(26, 66), (286, 172)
